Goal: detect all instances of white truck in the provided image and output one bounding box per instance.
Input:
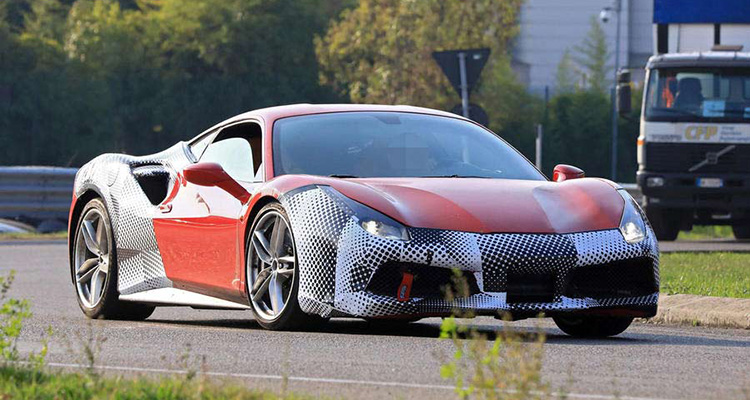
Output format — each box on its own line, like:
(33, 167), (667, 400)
(624, 18), (750, 240)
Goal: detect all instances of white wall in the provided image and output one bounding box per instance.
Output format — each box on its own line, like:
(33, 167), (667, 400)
(513, 0), (654, 94)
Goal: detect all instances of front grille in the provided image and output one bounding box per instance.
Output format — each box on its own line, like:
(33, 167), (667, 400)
(564, 257), (657, 299)
(645, 142), (750, 173)
(506, 271), (555, 303)
(366, 262), (479, 299)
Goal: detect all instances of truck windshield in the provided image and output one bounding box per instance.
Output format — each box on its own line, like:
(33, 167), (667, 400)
(645, 67), (750, 122)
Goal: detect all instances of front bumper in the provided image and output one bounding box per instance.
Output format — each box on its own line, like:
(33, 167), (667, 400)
(282, 186), (659, 319)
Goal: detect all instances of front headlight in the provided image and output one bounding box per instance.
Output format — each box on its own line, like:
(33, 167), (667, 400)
(617, 189), (646, 244)
(320, 186), (411, 241)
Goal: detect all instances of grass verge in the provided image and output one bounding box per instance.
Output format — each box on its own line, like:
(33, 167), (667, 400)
(0, 231), (67, 241)
(0, 366), (311, 400)
(660, 252), (750, 298)
(677, 225), (733, 241)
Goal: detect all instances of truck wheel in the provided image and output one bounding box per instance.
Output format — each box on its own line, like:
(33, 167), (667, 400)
(732, 225), (750, 240)
(645, 206), (679, 241)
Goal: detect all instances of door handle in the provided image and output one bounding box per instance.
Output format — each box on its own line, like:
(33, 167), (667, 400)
(159, 203), (172, 213)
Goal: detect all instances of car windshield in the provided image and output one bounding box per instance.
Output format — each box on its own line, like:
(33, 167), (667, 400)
(272, 112), (544, 180)
(645, 67), (750, 122)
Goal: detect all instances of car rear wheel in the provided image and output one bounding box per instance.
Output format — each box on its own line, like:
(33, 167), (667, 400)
(72, 198), (155, 320)
(732, 225), (750, 240)
(553, 315), (633, 338)
(644, 206), (680, 241)
(246, 203), (323, 330)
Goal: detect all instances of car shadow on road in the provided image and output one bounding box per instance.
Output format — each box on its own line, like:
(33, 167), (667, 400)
(142, 316), (667, 346)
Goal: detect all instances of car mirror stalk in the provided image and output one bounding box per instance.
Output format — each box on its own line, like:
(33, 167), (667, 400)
(183, 162), (250, 203)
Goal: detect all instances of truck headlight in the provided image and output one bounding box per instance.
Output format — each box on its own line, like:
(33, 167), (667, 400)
(617, 189), (646, 244)
(646, 176), (665, 187)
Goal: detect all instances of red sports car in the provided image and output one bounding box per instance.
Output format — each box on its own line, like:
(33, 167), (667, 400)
(68, 104), (658, 337)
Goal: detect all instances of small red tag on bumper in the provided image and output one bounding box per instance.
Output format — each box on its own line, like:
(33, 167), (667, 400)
(397, 272), (414, 302)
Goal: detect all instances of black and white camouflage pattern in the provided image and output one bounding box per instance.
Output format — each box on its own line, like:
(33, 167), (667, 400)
(281, 185), (659, 318)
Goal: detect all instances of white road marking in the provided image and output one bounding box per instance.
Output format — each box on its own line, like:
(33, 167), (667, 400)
(34, 361), (674, 400)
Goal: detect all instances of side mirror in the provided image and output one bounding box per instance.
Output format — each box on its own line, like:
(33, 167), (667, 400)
(183, 162), (250, 203)
(616, 69), (632, 116)
(552, 164), (585, 182)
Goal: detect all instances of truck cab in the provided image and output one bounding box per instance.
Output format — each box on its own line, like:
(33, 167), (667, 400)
(638, 51), (750, 240)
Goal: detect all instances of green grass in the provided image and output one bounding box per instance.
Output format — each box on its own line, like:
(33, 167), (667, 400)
(660, 252), (750, 298)
(0, 366), (314, 400)
(677, 225), (734, 241)
(0, 231), (67, 241)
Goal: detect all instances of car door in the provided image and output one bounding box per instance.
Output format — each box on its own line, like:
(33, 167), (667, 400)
(153, 121), (263, 302)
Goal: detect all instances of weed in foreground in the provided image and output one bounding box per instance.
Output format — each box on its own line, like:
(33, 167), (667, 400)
(438, 269), (560, 400)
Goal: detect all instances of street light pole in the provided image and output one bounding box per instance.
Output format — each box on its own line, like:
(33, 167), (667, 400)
(608, 0), (622, 182)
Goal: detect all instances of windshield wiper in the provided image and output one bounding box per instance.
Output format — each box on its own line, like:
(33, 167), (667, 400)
(650, 107), (698, 116)
(328, 174), (359, 178)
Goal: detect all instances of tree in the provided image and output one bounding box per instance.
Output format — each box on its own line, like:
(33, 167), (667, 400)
(573, 16), (610, 94)
(555, 49), (578, 94)
(315, 0), (523, 109)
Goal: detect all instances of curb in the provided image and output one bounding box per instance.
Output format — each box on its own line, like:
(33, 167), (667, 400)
(648, 294), (750, 329)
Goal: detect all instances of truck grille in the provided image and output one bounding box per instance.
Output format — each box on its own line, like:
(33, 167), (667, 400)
(645, 143), (750, 173)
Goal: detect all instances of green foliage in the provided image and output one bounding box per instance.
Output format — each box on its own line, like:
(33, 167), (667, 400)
(439, 317), (551, 400)
(0, 271), (49, 369)
(315, 0), (524, 116)
(0, 365), (315, 400)
(660, 253), (750, 298)
(0, 0), (348, 166)
(572, 16), (611, 94)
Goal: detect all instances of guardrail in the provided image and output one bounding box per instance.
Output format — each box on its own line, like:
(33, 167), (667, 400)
(0, 166), (77, 224)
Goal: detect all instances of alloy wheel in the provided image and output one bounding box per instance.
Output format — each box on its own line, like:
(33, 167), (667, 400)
(74, 208), (111, 308)
(247, 210), (296, 321)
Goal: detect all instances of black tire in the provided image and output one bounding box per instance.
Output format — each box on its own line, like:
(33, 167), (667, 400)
(732, 225), (750, 240)
(246, 203), (324, 330)
(644, 206), (679, 241)
(71, 198), (155, 320)
(553, 315), (633, 338)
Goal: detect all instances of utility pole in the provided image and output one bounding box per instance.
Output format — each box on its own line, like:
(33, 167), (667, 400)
(603, 0), (623, 182)
(458, 52), (470, 118)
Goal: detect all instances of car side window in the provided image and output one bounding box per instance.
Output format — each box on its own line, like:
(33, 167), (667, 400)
(200, 122), (263, 182)
(189, 130), (216, 160)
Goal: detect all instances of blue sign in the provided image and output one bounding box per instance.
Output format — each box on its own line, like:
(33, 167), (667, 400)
(654, 0), (750, 24)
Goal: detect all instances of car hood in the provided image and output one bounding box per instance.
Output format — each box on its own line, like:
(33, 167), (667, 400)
(327, 177), (624, 234)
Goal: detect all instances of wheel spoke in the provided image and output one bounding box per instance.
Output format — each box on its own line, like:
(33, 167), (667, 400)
(252, 231), (273, 264)
(277, 255), (295, 265)
(251, 267), (273, 301)
(268, 273), (285, 314)
(276, 268), (293, 280)
(89, 270), (103, 304)
(77, 261), (99, 283)
(82, 220), (100, 254)
(98, 256), (109, 274)
(96, 217), (108, 255)
(269, 216), (287, 256)
(77, 258), (99, 278)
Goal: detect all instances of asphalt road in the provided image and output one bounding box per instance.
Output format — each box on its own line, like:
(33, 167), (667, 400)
(2, 242), (750, 400)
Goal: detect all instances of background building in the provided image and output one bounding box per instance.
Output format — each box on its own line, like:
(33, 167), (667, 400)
(512, 0), (653, 94)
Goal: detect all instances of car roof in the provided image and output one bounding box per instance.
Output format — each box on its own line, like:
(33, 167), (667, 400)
(228, 103), (466, 125)
(189, 104), (474, 145)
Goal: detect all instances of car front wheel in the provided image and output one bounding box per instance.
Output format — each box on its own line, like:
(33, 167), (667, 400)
(246, 203), (323, 330)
